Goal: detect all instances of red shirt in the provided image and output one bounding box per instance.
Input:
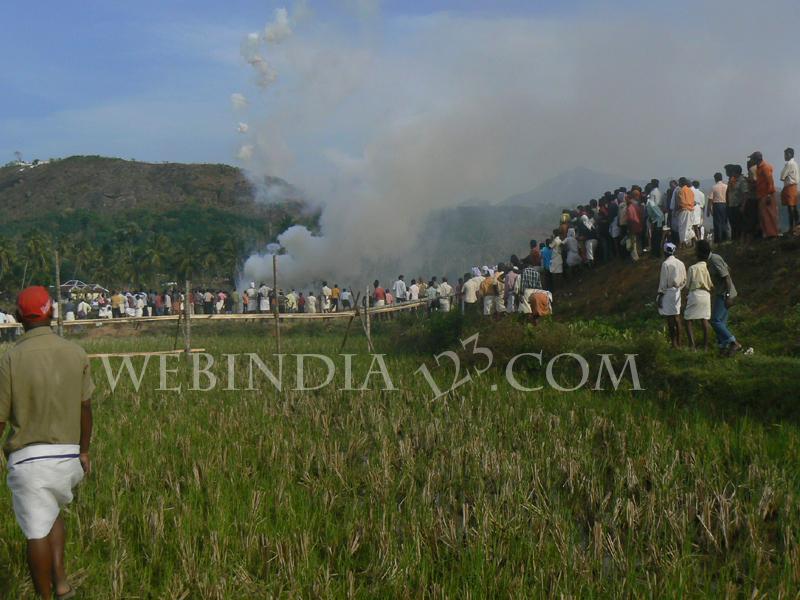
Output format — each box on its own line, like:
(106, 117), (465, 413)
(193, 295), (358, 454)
(374, 287), (386, 301)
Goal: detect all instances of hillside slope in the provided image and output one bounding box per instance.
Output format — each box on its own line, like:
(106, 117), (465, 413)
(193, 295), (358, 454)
(0, 155), (305, 221)
(554, 236), (800, 355)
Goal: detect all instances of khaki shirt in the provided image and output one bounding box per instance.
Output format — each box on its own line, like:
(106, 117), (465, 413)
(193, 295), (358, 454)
(0, 327), (94, 457)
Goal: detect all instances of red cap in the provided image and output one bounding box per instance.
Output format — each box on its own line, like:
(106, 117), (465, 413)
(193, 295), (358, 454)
(17, 286), (53, 323)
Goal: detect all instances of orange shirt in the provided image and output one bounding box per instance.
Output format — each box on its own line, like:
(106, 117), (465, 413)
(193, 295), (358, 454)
(679, 186), (695, 211)
(755, 161), (776, 198)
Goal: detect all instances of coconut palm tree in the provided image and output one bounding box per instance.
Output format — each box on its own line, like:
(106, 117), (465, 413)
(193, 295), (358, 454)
(23, 233), (52, 285)
(0, 235), (16, 286)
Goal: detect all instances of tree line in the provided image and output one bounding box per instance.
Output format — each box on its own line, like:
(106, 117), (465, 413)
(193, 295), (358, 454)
(0, 205), (307, 292)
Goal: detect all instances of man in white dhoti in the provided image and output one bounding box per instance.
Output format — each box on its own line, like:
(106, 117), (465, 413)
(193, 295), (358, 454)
(1, 286), (94, 599)
(657, 243), (687, 348)
(438, 278), (453, 312)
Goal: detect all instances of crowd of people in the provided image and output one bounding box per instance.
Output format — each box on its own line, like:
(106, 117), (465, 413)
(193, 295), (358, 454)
(2, 149), (794, 351)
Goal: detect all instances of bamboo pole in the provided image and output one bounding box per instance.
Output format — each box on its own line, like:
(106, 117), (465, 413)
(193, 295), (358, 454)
(337, 291), (361, 353)
(273, 254), (281, 354)
(364, 286), (374, 353)
(54, 249), (64, 337)
(184, 280), (192, 359)
(88, 348), (207, 359)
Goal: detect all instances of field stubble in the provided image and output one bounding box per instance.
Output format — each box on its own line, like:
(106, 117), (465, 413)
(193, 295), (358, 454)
(0, 323), (798, 598)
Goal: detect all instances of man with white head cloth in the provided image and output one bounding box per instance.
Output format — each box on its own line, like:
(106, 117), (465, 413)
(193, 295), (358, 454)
(657, 242), (687, 348)
(1, 286), (94, 599)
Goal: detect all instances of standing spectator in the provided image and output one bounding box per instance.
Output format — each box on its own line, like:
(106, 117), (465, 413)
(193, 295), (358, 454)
(479, 269), (497, 316)
(750, 151), (779, 239)
(684, 243), (713, 350)
(231, 289), (241, 314)
(625, 193), (643, 261)
(372, 280), (386, 308)
(340, 288), (351, 310)
(321, 282), (332, 313)
(657, 242), (686, 348)
(646, 184), (665, 257)
(408, 279), (420, 301)
(725, 165), (745, 241)
(1, 286), (94, 599)
(780, 147), (799, 233)
(676, 178), (696, 246)
(438, 278), (453, 312)
(708, 172), (729, 243)
(392, 276), (407, 303)
(705, 241), (742, 356)
(692, 180), (707, 241)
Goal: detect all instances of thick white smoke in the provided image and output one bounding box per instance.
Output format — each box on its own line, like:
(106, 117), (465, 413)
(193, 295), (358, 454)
(234, 1), (800, 290)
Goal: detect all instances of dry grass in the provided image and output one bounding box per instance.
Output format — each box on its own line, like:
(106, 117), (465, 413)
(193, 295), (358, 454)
(0, 327), (798, 598)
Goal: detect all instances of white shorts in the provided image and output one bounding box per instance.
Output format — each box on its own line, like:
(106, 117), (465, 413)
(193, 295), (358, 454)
(7, 444), (84, 539)
(375, 299), (386, 308)
(439, 299), (450, 312)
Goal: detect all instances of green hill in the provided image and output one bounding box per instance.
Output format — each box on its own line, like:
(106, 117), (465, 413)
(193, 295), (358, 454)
(0, 156), (319, 293)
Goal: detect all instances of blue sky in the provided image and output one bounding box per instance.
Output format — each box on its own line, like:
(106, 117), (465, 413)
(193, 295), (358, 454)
(1, 0), (639, 164)
(1, 1), (577, 165)
(2, 0), (799, 189)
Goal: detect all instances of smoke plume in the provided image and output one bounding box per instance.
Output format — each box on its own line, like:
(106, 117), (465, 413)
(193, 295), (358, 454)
(234, 1), (800, 290)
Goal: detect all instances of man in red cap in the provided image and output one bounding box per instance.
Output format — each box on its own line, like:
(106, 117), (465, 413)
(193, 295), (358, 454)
(0, 286), (94, 599)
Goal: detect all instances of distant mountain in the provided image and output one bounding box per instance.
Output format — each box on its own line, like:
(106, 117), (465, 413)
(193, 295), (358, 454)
(499, 166), (631, 208)
(0, 155), (308, 222)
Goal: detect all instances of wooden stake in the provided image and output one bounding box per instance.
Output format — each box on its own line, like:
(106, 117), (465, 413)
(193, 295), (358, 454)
(337, 291), (361, 353)
(364, 286), (374, 353)
(273, 254), (281, 354)
(184, 280), (192, 359)
(54, 249), (64, 337)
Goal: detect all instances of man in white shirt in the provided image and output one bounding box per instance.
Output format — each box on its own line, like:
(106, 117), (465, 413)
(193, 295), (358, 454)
(340, 288), (352, 310)
(691, 180), (706, 241)
(649, 179), (663, 212)
(306, 293), (317, 313)
(780, 147), (799, 233)
(657, 242), (687, 348)
(461, 274), (483, 314)
(408, 280), (420, 301)
(246, 283), (257, 312)
(438, 278), (453, 312)
(77, 299), (92, 319)
(321, 282), (332, 313)
(708, 172), (729, 243)
(392, 276), (407, 303)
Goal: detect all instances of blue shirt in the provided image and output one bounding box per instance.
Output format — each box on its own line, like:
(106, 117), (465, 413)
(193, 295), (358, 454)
(540, 247), (553, 270)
